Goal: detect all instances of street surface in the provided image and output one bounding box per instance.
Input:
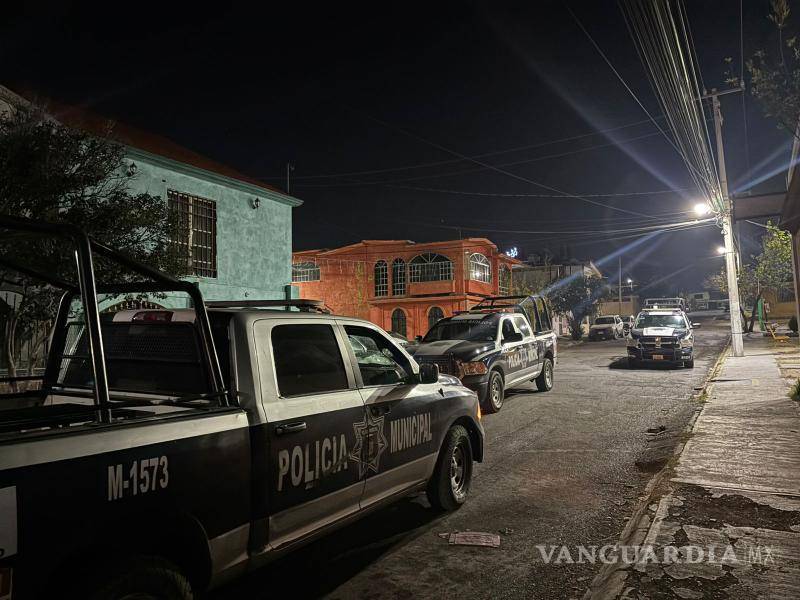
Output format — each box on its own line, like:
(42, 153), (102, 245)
(214, 317), (729, 600)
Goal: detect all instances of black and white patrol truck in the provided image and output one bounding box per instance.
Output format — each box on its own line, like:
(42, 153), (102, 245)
(0, 217), (484, 600)
(410, 295), (557, 413)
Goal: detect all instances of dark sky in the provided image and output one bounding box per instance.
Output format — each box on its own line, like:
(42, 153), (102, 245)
(1, 1), (792, 294)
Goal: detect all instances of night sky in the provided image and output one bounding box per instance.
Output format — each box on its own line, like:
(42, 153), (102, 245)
(1, 1), (791, 294)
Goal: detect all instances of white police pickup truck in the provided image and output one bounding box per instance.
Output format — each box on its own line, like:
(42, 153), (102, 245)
(0, 217), (483, 600)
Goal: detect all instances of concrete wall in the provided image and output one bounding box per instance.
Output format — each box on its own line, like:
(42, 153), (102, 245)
(125, 150), (296, 305)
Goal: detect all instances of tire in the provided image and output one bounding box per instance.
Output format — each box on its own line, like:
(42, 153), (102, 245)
(684, 358), (695, 368)
(426, 425), (473, 511)
(87, 556), (193, 600)
(628, 357), (640, 369)
(535, 357), (554, 392)
(482, 370), (504, 413)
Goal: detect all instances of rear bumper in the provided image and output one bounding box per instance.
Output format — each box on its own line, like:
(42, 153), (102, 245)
(589, 330), (616, 340)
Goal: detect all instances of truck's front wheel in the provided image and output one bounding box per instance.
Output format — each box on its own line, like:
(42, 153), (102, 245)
(426, 425), (473, 511)
(88, 556), (193, 600)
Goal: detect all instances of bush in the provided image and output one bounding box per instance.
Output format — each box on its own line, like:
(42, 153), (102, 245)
(789, 316), (798, 333)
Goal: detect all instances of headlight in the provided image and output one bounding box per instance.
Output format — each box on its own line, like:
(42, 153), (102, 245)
(627, 337), (640, 348)
(460, 361), (488, 376)
(680, 336), (693, 348)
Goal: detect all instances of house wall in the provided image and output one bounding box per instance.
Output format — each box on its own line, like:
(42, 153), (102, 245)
(126, 152), (295, 304)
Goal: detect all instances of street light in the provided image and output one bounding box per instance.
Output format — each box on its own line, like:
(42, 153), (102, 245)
(694, 202), (712, 217)
(716, 245), (726, 255)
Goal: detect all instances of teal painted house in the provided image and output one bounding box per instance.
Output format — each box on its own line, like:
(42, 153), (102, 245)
(0, 85), (302, 304)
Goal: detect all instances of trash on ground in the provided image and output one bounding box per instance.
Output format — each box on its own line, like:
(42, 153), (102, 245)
(447, 532), (501, 547)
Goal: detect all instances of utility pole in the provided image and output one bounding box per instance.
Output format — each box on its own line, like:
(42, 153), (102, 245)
(704, 88), (744, 357)
(618, 255), (623, 315)
(286, 162), (294, 194)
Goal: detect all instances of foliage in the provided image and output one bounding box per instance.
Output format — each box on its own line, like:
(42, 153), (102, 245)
(0, 100), (185, 380)
(704, 224), (792, 331)
(743, 0), (800, 134)
(547, 274), (608, 340)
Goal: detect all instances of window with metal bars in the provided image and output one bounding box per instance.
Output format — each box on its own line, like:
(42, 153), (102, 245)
(292, 261), (321, 282)
(469, 253), (491, 283)
(409, 253), (453, 282)
(499, 264), (511, 295)
(392, 258), (406, 296)
(168, 190), (217, 278)
(374, 260), (388, 297)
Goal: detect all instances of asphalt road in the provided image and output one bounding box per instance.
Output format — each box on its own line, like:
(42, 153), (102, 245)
(213, 317), (729, 600)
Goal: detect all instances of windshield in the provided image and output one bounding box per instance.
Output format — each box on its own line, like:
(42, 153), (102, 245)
(595, 317), (615, 325)
(423, 315), (499, 343)
(635, 314), (687, 328)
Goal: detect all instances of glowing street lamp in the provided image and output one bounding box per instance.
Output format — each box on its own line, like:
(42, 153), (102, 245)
(716, 245), (727, 255)
(693, 202), (712, 217)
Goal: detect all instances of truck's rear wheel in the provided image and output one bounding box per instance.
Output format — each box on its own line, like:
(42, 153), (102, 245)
(481, 370), (504, 413)
(426, 425), (473, 511)
(535, 357), (554, 392)
(87, 556), (193, 600)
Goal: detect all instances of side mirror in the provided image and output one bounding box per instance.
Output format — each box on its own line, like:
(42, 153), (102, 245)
(692, 322), (701, 328)
(415, 335), (423, 342)
(503, 331), (524, 344)
(419, 362), (439, 384)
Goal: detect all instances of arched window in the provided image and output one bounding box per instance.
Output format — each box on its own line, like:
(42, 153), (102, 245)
(499, 264), (511, 295)
(428, 306), (444, 330)
(292, 261), (320, 282)
(392, 258), (406, 296)
(391, 308), (407, 337)
(374, 260), (389, 297)
(469, 253), (491, 283)
(409, 253), (453, 282)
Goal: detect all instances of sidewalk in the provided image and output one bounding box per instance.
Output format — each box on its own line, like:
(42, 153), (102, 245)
(587, 336), (800, 599)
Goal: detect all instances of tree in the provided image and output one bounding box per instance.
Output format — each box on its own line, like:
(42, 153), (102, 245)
(705, 224), (792, 332)
(0, 101), (185, 383)
(547, 274), (607, 340)
(744, 0), (800, 136)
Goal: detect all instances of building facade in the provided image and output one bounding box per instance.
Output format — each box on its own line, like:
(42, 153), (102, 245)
(292, 239), (520, 339)
(0, 85), (302, 305)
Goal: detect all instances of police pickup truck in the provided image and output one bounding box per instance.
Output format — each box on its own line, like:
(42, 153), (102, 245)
(411, 295), (557, 413)
(0, 217), (483, 600)
(626, 308), (699, 368)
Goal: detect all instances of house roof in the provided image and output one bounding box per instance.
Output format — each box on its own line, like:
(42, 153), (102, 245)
(2, 85), (299, 204)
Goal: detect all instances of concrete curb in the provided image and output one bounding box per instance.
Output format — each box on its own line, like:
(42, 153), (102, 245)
(581, 336), (732, 600)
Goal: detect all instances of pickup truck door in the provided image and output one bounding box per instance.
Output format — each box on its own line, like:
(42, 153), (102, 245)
(500, 316), (537, 385)
(254, 319), (367, 550)
(339, 322), (440, 509)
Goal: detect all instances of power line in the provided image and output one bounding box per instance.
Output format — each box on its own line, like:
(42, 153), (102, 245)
(386, 183), (692, 199)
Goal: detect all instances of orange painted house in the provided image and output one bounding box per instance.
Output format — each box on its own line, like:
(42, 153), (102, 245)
(292, 239), (520, 340)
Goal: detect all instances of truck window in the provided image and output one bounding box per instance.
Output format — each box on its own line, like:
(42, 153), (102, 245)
(535, 297), (552, 332)
(512, 315), (532, 337)
(271, 324), (349, 397)
(520, 297), (541, 332)
(344, 325), (411, 386)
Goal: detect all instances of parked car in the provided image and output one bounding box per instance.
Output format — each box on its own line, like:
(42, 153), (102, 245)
(0, 217), (484, 600)
(410, 295), (557, 414)
(589, 315), (625, 340)
(627, 308), (699, 368)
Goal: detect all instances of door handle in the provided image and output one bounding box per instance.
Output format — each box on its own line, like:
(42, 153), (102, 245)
(370, 405), (391, 417)
(275, 421), (307, 435)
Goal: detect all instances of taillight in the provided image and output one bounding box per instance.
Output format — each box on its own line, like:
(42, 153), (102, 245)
(132, 310), (173, 322)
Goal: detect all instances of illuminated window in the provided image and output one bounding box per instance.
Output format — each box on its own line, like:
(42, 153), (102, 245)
(374, 260), (388, 297)
(469, 253), (491, 283)
(392, 258), (406, 296)
(409, 253), (453, 282)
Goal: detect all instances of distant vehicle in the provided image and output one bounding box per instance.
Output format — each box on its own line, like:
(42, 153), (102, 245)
(389, 330), (417, 349)
(589, 315), (624, 340)
(644, 297), (686, 311)
(627, 308), (700, 368)
(410, 295), (557, 414)
(622, 315), (635, 334)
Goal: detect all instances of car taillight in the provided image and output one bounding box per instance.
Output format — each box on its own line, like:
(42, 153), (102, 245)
(132, 310), (173, 322)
